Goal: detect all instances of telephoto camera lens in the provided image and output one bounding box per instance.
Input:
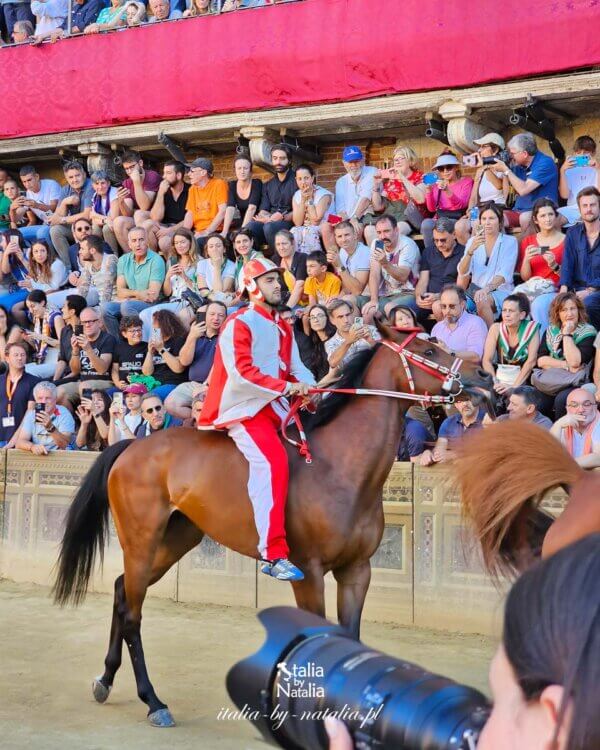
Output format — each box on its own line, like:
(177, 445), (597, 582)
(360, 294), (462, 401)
(227, 607), (490, 750)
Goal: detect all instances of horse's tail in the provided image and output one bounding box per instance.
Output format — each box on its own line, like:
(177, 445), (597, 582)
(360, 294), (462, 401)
(52, 440), (133, 607)
(454, 421), (584, 579)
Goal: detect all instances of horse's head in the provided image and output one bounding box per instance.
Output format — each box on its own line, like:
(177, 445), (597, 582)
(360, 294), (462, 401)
(374, 321), (495, 409)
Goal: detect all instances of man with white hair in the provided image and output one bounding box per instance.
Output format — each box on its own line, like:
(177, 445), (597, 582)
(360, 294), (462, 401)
(16, 381), (74, 454)
(491, 132), (559, 232)
(146, 0), (182, 21)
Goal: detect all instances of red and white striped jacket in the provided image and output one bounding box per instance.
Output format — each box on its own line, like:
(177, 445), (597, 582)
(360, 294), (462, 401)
(198, 304), (315, 429)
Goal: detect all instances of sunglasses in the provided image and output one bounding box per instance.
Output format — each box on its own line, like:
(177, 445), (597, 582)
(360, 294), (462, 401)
(437, 166), (456, 172)
(144, 405), (163, 415)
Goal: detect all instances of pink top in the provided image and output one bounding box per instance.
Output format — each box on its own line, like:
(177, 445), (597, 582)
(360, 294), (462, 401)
(425, 177), (474, 214)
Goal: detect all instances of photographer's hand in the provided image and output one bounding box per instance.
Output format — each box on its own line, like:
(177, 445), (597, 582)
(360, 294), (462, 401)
(324, 717), (354, 749)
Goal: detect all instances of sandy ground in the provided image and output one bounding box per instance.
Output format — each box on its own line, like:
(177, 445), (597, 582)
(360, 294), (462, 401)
(0, 580), (496, 750)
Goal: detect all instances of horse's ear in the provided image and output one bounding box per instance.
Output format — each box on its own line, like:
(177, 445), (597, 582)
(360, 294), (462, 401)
(374, 317), (400, 341)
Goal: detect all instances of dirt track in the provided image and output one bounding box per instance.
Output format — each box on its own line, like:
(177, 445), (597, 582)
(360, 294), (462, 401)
(0, 580), (496, 750)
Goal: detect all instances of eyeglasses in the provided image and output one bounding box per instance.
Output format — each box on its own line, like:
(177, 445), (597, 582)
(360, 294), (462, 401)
(126, 327), (142, 334)
(144, 405), (163, 415)
(74, 225), (91, 232)
(437, 166), (455, 172)
(81, 319), (99, 325)
(567, 402), (595, 409)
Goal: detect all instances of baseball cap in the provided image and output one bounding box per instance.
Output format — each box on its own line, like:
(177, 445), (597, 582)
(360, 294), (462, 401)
(123, 383), (148, 395)
(342, 146), (364, 162)
(473, 133), (505, 150)
(433, 154), (460, 169)
(188, 157), (214, 174)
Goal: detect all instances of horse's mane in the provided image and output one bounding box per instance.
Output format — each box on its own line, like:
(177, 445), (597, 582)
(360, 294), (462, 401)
(303, 346), (379, 432)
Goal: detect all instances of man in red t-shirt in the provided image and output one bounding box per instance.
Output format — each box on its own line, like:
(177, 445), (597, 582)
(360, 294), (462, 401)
(107, 150), (162, 253)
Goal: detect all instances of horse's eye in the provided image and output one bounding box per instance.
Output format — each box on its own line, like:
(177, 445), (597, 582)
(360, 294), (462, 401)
(424, 349), (435, 357)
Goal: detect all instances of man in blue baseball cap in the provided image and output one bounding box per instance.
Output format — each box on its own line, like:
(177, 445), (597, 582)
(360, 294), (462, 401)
(322, 145), (378, 250)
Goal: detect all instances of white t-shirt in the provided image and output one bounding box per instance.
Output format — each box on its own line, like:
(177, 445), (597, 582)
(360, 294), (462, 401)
(334, 166), (377, 217)
(292, 185), (334, 222)
(197, 258), (236, 291)
(325, 326), (381, 368)
(31, 258), (68, 292)
(370, 236), (420, 294)
(564, 166), (597, 206)
(340, 243), (371, 276)
(26, 178), (62, 223)
(477, 171), (505, 205)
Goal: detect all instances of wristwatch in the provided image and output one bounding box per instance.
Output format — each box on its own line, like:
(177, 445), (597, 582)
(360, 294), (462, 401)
(339, 265), (347, 273)
(159, 348), (166, 355)
(48, 423), (57, 433)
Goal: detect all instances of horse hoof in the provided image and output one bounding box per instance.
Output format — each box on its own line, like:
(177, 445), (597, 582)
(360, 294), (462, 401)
(148, 708), (176, 728)
(92, 676), (111, 704)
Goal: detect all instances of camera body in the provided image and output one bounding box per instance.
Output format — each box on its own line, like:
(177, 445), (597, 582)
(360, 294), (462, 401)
(482, 150), (510, 167)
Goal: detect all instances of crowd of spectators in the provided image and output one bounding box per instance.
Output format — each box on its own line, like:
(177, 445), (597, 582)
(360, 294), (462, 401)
(0, 0), (295, 44)
(0, 132), (599, 469)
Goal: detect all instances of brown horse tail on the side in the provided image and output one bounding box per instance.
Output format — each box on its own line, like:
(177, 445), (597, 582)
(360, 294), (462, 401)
(454, 421), (584, 579)
(52, 440), (133, 607)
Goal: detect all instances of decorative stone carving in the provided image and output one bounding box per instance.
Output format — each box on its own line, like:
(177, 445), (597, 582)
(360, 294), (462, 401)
(437, 100), (490, 154)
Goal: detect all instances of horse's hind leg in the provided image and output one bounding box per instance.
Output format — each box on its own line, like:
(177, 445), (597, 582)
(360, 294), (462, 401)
(92, 574), (126, 703)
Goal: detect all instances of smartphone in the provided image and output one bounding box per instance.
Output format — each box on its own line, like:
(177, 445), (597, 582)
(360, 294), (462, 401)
(74, 324), (83, 336)
(573, 155), (590, 167)
(151, 326), (161, 341)
(379, 168), (396, 180)
(113, 392), (123, 410)
(82, 388), (92, 401)
(195, 310), (206, 325)
(422, 172), (439, 185)
(354, 316), (364, 328)
(469, 206), (479, 222)
(476, 224), (485, 236)
(327, 214), (343, 225)
(10, 234), (20, 246)
(374, 239), (385, 253)
(538, 246), (549, 254)
(462, 154), (478, 167)
(34, 403), (45, 414)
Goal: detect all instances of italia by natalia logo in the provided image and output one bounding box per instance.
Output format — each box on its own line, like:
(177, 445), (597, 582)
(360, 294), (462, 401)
(276, 661), (325, 698)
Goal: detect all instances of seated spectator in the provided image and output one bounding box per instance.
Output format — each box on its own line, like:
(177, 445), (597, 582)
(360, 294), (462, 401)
(60, 306), (117, 405)
(414, 218), (463, 325)
(291, 164), (333, 254)
(232, 228), (265, 292)
(221, 155), (262, 238)
(68, 234), (118, 309)
(326, 220), (370, 299)
(107, 383), (146, 443)
(52, 293), (86, 384)
(222, 0), (267, 9)
(420, 393), (484, 465)
(16, 164), (60, 245)
(146, 0), (182, 21)
(303, 250), (341, 306)
(490, 385), (552, 429)
(64, 216), (93, 273)
(12, 289), (64, 379)
(11, 19), (34, 42)
(0, 230), (31, 312)
(397, 416), (434, 463)
(369, 145), (426, 243)
(482, 294), (540, 396)
(16, 380), (74, 454)
(533, 291), (596, 419)
(2, 180), (29, 231)
(0, 304), (20, 371)
(361, 214), (420, 322)
(31, 0), (68, 42)
(558, 136), (600, 226)
(100, 227), (165, 339)
(275, 229), (308, 308)
(108, 150), (161, 254)
(140, 161), (190, 255)
(559, 186), (600, 330)
(75, 389), (110, 451)
(139, 228), (197, 337)
(65, 0), (103, 33)
(550, 387), (600, 467)
(183, 158), (228, 250)
(0, 342), (39, 448)
(321, 145), (377, 249)
(181, 394), (204, 428)
(123, 1), (146, 26)
(10, 240), (68, 325)
(2, 3), (34, 41)
(164, 300), (226, 420)
(135, 392), (181, 438)
(246, 145), (296, 254)
(196, 232), (236, 300)
(295, 303), (337, 382)
(142, 309), (188, 400)
(421, 153), (473, 252)
(430, 284), (487, 364)
(454, 133), (511, 244)
(48, 161), (95, 268)
(457, 202), (518, 327)
(183, 0), (216, 16)
(388, 305), (429, 340)
(83, 0), (127, 32)
(0, 180), (12, 231)
(88, 170), (120, 254)
(515, 199), (565, 331)
(492, 133), (559, 233)
(110, 315), (146, 390)
(325, 298), (379, 370)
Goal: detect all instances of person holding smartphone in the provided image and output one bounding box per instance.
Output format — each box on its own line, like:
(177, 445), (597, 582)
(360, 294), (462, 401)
(75, 389), (110, 451)
(141, 309), (188, 401)
(16, 380), (74, 455)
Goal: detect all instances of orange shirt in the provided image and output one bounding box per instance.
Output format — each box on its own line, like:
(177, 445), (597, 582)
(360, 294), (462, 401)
(185, 178), (228, 233)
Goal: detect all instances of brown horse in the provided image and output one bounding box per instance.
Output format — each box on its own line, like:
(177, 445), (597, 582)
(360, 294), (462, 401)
(52, 323), (492, 727)
(456, 420), (600, 578)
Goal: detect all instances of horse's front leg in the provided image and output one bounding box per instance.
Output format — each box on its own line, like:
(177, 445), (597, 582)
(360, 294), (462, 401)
(333, 560), (371, 640)
(290, 560), (326, 618)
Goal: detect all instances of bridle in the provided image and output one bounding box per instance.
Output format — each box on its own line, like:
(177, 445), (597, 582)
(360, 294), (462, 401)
(283, 328), (465, 463)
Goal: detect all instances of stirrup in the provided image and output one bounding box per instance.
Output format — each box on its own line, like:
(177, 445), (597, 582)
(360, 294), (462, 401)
(261, 558), (304, 581)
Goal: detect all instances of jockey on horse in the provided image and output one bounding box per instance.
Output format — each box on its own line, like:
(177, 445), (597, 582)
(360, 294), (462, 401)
(198, 257), (315, 582)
